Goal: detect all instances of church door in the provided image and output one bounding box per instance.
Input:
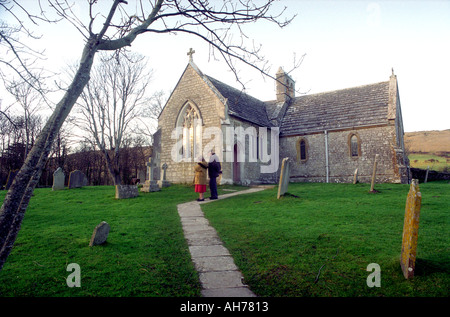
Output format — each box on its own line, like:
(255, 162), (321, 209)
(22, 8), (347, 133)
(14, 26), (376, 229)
(233, 143), (240, 183)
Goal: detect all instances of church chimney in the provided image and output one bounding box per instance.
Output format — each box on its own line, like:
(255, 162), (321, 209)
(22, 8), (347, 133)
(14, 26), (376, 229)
(276, 67), (295, 103)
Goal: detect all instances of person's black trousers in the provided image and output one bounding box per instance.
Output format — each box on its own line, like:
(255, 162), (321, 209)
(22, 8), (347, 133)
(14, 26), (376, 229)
(209, 176), (218, 199)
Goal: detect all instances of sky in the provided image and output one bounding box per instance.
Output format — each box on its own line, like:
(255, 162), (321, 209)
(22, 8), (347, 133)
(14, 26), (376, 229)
(1, 0), (450, 133)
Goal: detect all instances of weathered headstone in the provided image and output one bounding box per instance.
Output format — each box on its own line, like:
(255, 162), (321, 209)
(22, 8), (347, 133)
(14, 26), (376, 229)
(161, 163), (171, 187)
(68, 170), (88, 189)
(141, 157), (160, 192)
(400, 179), (422, 279)
(353, 168), (358, 184)
(5, 170), (18, 190)
(277, 157), (290, 199)
(89, 221), (110, 247)
(424, 166), (430, 183)
(115, 184), (139, 199)
(52, 167), (65, 191)
(370, 154), (379, 192)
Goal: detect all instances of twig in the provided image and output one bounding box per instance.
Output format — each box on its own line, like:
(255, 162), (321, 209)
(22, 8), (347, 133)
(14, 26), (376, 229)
(314, 248), (339, 284)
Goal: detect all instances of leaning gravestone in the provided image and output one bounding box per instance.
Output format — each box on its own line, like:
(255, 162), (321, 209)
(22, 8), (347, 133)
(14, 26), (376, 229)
(52, 167), (65, 191)
(89, 221), (110, 247)
(400, 179), (422, 279)
(277, 157), (290, 199)
(68, 170), (88, 189)
(370, 154), (379, 192)
(353, 168), (358, 184)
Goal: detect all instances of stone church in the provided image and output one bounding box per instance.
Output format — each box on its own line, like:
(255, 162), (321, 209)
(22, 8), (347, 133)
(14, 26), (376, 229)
(152, 51), (410, 186)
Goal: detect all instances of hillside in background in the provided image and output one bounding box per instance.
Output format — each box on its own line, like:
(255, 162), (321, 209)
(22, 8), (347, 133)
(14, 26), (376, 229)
(404, 129), (450, 154)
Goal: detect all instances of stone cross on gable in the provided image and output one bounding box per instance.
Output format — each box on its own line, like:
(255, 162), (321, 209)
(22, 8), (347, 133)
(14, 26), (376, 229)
(187, 48), (195, 62)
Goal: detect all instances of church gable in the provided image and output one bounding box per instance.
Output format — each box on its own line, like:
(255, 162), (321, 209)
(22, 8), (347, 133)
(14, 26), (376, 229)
(206, 76), (272, 127)
(159, 62), (226, 126)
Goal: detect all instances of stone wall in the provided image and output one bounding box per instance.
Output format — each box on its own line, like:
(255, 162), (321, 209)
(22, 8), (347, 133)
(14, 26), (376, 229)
(280, 125), (407, 183)
(410, 168), (450, 183)
(221, 117), (276, 185)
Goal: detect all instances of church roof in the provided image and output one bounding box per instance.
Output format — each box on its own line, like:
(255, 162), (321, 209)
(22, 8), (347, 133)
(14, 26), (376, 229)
(205, 75), (272, 127)
(280, 81), (390, 136)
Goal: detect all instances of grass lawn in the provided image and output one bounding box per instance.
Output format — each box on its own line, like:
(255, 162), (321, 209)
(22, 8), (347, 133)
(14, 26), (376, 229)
(409, 153), (450, 172)
(0, 184), (243, 297)
(0, 181), (448, 297)
(202, 181), (449, 297)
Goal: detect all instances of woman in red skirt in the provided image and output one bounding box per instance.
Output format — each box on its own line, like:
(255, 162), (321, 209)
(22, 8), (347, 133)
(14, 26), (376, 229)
(194, 156), (208, 201)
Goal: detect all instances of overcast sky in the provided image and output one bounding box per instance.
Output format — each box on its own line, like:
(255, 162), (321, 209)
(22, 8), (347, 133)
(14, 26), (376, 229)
(1, 0), (449, 133)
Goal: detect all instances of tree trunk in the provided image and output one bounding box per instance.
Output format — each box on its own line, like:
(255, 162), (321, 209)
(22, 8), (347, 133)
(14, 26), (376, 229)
(0, 41), (97, 271)
(104, 149), (122, 186)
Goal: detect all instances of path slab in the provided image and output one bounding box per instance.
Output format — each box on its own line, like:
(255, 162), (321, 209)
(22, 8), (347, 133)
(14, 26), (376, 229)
(177, 187), (267, 297)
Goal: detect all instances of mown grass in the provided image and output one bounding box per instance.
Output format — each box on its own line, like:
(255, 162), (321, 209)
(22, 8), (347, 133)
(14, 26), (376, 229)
(0, 184), (241, 297)
(201, 181), (450, 297)
(409, 153), (450, 172)
(0, 182), (448, 297)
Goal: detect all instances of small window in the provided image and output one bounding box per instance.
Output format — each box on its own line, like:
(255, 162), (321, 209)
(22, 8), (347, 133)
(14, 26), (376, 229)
(300, 140), (307, 160)
(296, 138), (308, 162)
(350, 134), (359, 157)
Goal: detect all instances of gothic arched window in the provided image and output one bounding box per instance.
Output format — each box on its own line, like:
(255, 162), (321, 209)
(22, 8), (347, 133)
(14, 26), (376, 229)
(296, 137), (308, 162)
(176, 102), (202, 161)
(349, 133), (360, 157)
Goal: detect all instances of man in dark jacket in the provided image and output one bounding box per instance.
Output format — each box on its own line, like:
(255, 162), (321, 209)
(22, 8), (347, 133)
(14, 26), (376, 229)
(208, 150), (221, 200)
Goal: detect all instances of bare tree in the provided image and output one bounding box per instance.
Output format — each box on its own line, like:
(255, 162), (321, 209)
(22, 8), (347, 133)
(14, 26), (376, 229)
(76, 51), (152, 185)
(137, 89), (167, 140)
(0, 0), (295, 271)
(5, 75), (45, 158)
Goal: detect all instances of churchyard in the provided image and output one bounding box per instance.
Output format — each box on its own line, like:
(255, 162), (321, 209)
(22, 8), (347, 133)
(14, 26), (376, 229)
(0, 181), (448, 297)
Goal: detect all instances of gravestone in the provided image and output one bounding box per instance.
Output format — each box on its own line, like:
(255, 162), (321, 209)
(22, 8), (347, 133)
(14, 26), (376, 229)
(400, 179), (422, 279)
(370, 154), (379, 192)
(52, 167), (65, 191)
(5, 170), (18, 190)
(115, 184), (139, 199)
(68, 170), (88, 189)
(161, 163), (171, 187)
(152, 128), (162, 181)
(277, 157), (290, 199)
(424, 166), (430, 183)
(141, 157), (160, 192)
(353, 168), (358, 184)
(89, 221), (110, 247)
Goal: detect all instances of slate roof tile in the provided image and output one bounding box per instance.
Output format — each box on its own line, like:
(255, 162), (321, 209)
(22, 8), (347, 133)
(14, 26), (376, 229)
(206, 75), (272, 127)
(279, 81), (390, 136)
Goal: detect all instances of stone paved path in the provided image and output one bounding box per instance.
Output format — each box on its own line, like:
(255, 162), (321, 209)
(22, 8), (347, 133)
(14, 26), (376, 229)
(177, 187), (269, 297)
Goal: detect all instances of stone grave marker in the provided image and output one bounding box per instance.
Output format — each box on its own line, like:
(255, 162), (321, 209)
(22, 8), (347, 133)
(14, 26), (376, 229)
(161, 163), (171, 187)
(5, 170), (18, 190)
(277, 157), (290, 199)
(353, 168), (358, 184)
(68, 170), (88, 189)
(141, 157), (160, 192)
(52, 167), (65, 191)
(400, 179), (422, 279)
(370, 154), (379, 192)
(424, 166), (430, 183)
(89, 221), (110, 247)
(115, 184), (139, 199)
